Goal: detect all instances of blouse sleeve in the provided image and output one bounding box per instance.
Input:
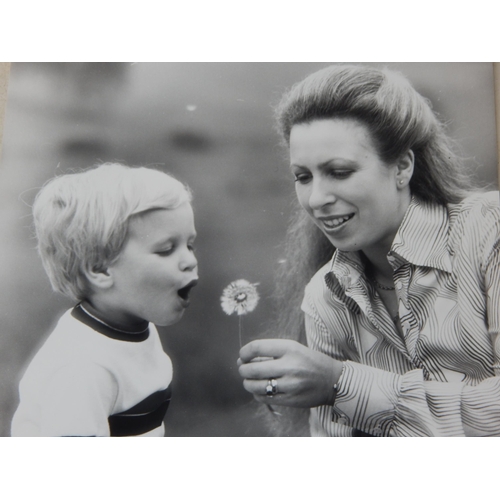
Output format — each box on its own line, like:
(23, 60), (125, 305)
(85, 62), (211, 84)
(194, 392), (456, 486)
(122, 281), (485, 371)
(461, 243), (500, 436)
(40, 363), (118, 437)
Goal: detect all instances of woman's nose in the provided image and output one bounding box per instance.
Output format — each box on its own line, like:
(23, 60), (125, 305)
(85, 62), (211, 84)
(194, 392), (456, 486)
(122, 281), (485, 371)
(308, 179), (336, 210)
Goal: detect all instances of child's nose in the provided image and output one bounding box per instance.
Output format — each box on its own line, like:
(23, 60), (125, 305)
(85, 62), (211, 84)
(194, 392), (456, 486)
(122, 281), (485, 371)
(180, 250), (197, 272)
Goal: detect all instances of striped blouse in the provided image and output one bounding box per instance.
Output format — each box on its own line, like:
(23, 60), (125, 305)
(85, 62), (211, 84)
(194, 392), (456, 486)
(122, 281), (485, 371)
(302, 191), (500, 437)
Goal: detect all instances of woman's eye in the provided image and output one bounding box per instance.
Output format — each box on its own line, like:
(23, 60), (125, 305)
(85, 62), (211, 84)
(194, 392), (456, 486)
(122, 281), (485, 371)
(294, 173), (311, 183)
(330, 170), (352, 179)
(188, 244), (196, 252)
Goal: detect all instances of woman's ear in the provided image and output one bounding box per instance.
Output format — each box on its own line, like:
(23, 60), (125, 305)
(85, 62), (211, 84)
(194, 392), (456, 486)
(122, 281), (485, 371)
(85, 266), (114, 290)
(396, 150), (414, 188)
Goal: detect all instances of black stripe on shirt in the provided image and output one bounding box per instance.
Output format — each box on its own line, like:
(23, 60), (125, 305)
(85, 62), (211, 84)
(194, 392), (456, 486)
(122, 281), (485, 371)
(108, 386), (172, 437)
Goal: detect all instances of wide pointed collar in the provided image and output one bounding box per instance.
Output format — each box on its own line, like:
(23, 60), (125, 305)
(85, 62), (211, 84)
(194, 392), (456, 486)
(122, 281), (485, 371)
(329, 250), (365, 289)
(323, 251), (364, 314)
(390, 197), (452, 273)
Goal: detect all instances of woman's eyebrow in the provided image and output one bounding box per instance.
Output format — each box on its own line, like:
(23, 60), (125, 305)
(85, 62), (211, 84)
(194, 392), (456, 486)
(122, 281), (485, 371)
(321, 159), (357, 169)
(290, 158), (357, 170)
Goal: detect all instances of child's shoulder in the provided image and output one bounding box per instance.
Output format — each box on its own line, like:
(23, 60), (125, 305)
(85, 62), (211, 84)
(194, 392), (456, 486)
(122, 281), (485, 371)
(40, 307), (94, 348)
(24, 305), (164, 382)
(22, 308), (91, 373)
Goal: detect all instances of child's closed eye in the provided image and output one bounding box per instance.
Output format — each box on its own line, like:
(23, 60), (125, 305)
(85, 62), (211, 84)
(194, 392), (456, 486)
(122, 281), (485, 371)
(156, 247), (174, 256)
(156, 242), (195, 256)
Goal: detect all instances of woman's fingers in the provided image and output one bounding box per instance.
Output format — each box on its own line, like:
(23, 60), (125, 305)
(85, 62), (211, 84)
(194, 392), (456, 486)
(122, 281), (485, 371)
(239, 339), (298, 363)
(238, 357), (284, 379)
(237, 356), (273, 368)
(243, 377), (307, 407)
(243, 377), (288, 397)
(238, 339), (343, 408)
(238, 341), (303, 379)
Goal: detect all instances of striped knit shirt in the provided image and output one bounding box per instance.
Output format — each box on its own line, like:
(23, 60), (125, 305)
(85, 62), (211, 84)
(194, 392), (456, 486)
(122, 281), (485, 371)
(302, 191), (500, 437)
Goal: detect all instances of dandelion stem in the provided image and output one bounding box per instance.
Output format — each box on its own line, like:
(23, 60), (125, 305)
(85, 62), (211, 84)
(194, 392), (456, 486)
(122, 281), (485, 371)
(267, 404), (282, 418)
(238, 315), (242, 348)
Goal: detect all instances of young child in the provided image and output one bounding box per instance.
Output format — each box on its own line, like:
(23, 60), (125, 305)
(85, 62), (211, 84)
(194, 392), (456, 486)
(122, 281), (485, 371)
(11, 163), (198, 437)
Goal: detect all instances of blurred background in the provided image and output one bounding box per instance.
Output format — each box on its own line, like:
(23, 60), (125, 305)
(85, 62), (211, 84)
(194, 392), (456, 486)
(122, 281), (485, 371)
(0, 62), (497, 437)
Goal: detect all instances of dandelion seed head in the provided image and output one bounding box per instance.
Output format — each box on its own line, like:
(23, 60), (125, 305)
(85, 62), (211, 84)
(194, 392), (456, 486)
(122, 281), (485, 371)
(221, 279), (259, 316)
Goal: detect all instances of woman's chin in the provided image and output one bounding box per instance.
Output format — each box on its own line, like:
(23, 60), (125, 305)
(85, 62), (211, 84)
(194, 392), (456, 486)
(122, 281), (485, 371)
(325, 236), (360, 253)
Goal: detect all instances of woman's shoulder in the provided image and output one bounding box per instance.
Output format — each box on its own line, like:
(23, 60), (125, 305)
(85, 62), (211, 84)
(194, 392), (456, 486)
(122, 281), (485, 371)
(447, 191), (498, 229)
(449, 190), (498, 215)
(447, 191), (500, 260)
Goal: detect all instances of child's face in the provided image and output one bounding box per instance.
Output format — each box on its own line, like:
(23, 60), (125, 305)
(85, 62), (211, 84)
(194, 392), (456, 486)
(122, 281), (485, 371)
(105, 202), (198, 327)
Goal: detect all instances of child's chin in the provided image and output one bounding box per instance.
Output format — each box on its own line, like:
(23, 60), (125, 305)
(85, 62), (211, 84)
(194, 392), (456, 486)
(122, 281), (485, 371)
(155, 310), (185, 327)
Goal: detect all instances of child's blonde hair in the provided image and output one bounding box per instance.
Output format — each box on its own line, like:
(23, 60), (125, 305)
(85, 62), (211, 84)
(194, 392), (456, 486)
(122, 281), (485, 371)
(33, 162), (192, 301)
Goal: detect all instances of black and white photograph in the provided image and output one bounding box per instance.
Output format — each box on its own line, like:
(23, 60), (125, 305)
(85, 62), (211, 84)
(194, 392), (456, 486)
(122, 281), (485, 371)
(0, 62), (498, 441)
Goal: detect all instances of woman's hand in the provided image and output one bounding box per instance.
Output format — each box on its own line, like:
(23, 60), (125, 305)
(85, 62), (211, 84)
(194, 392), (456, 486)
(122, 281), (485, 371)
(238, 339), (343, 408)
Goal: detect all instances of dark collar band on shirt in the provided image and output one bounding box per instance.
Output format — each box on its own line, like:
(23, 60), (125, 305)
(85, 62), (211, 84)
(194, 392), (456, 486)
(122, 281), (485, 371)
(71, 303), (150, 342)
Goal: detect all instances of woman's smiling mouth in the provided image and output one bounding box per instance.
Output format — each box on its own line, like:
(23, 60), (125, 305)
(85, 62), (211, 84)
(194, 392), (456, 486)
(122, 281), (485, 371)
(318, 213), (355, 231)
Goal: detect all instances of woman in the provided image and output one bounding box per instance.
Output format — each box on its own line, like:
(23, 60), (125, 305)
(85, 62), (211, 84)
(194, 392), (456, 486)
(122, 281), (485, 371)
(238, 64), (500, 437)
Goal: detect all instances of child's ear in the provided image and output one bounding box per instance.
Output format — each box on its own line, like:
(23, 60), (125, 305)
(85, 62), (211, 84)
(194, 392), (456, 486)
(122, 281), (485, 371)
(85, 266), (114, 290)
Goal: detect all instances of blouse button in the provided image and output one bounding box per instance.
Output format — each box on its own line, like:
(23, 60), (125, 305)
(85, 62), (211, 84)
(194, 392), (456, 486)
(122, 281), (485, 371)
(396, 282), (403, 290)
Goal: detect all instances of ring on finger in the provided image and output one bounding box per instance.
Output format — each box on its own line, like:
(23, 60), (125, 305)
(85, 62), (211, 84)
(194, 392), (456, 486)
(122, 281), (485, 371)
(265, 378), (278, 397)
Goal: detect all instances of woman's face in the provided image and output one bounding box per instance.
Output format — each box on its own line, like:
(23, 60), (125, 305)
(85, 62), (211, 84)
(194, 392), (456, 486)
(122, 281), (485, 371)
(289, 118), (411, 258)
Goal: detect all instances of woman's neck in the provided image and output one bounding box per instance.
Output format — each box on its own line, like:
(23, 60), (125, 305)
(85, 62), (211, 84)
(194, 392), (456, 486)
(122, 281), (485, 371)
(361, 246), (394, 282)
(362, 191), (412, 282)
